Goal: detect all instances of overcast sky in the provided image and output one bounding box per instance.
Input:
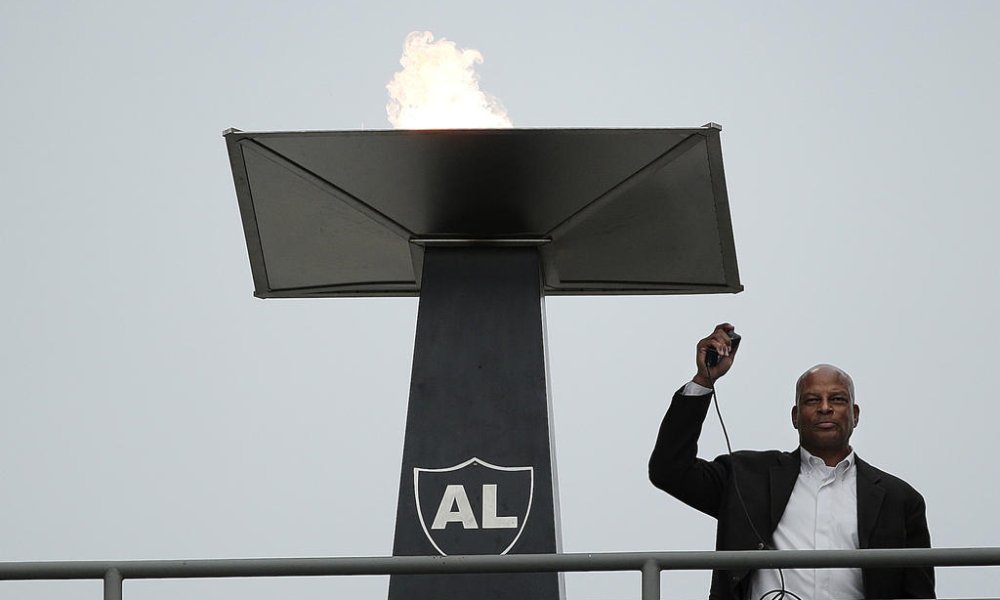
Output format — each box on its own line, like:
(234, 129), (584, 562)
(3, 2), (999, 599)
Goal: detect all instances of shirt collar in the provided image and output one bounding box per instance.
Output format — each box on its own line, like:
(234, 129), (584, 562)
(799, 446), (855, 478)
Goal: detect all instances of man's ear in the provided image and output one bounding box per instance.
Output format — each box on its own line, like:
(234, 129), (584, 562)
(791, 405), (799, 429)
(853, 403), (860, 427)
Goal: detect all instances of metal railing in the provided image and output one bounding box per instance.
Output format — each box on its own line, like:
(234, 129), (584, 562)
(2, 547), (999, 600)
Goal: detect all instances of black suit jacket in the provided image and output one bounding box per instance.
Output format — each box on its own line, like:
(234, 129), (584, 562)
(649, 390), (935, 600)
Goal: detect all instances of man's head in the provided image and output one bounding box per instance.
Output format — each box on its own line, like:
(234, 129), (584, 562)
(791, 364), (859, 465)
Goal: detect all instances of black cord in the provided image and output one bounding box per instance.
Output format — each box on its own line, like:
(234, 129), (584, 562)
(705, 364), (769, 547)
(758, 568), (804, 600)
(705, 364), (802, 600)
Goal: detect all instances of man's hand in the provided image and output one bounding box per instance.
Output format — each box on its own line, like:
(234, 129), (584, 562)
(692, 323), (739, 388)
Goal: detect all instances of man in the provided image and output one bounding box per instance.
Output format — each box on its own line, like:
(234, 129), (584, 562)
(649, 323), (934, 600)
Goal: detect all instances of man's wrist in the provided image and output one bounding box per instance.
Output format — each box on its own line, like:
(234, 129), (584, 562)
(691, 374), (713, 389)
(682, 380), (714, 396)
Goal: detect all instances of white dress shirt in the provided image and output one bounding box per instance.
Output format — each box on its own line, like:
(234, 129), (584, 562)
(681, 382), (864, 600)
(749, 448), (863, 600)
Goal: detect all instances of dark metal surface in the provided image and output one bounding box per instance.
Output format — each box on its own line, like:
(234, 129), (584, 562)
(389, 247), (561, 600)
(103, 568), (121, 600)
(4, 547), (999, 579)
(6, 548), (998, 600)
(224, 127), (742, 298)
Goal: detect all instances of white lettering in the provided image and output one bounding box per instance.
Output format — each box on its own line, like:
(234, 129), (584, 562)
(431, 484), (478, 530)
(481, 484), (518, 529)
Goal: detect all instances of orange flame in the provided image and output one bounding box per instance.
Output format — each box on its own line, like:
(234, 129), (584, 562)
(387, 31), (512, 129)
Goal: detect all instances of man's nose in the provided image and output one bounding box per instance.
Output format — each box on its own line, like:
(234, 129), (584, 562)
(818, 399), (833, 413)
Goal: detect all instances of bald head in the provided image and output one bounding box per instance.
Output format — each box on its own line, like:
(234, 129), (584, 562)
(792, 364), (859, 465)
(795, 364), (855, 405)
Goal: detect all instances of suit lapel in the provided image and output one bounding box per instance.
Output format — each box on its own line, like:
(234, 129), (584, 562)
(768, 450), (801, 535)
(855, 456), (885, 548)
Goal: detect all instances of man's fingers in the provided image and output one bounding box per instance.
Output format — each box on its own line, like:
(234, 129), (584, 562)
(694, 324), (736, 386)
(710, 323), (736, 355)
(697, 327), (735, 356)
(710, 332), (733, 355)
(714, 322), (734, 335)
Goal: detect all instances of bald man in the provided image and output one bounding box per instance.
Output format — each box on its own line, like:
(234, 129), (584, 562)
(649, 324), (934, 600)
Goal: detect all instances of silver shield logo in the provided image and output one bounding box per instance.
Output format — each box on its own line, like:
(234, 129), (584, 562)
(414, 457), (534, 556)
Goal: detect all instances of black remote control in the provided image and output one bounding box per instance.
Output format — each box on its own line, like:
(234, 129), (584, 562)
(706, 330), (741, 367)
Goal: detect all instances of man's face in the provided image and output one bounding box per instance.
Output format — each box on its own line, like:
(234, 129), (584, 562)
(791, 367), (860, 456)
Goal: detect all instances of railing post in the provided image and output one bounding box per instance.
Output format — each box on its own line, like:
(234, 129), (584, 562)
(104, 567), (122, 600)
(641, 559), (660, 600)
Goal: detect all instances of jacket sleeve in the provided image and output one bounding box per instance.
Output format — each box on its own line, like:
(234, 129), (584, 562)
(901, 491), (935, 598)
(648, 388), (731, 518)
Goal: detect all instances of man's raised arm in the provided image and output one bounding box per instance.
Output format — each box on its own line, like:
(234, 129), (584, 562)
(648, 323), (740, 518)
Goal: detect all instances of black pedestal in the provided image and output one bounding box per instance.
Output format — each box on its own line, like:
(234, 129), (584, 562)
(388, 246), (563, 600)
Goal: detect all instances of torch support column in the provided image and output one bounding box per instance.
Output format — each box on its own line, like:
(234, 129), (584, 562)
(389, 245), (563, 600)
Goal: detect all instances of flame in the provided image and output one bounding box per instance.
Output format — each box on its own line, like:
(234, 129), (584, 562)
(386, 31), (512, 129)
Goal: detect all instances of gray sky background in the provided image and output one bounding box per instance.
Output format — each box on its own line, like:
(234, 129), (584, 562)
(3, 2), (999, 599)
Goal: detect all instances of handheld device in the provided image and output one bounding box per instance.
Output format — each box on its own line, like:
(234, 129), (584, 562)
(705, 330), (741, 367)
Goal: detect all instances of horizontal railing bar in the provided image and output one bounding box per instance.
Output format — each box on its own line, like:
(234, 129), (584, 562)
(1, 547), (999, 581)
